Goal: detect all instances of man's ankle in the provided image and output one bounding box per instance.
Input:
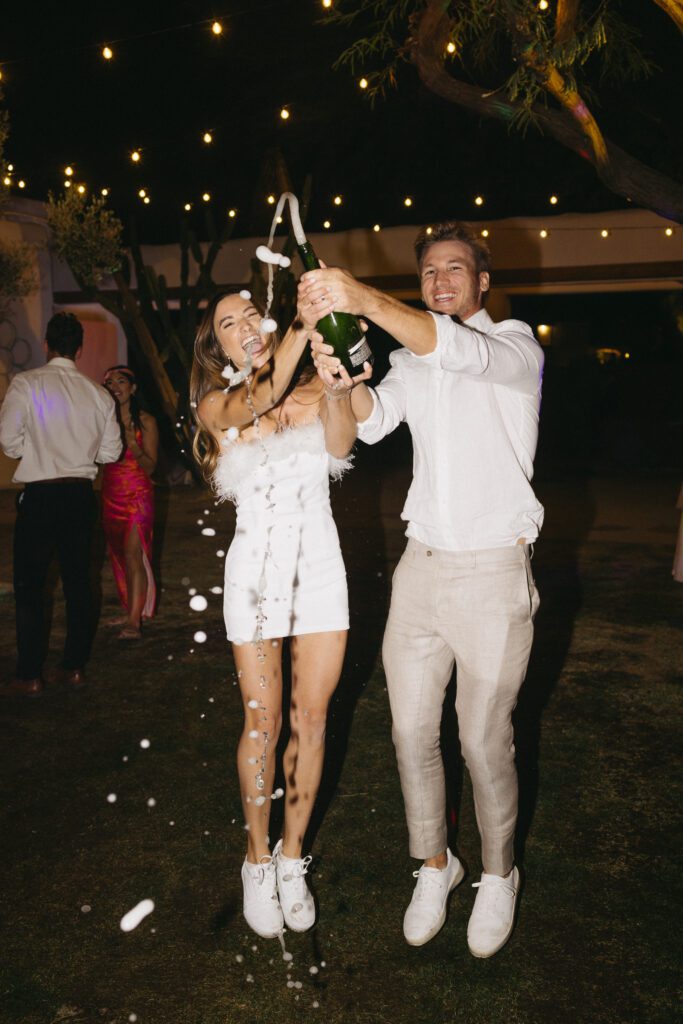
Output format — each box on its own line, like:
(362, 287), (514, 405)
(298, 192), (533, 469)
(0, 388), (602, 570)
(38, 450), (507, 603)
(423, 851), (448, 870)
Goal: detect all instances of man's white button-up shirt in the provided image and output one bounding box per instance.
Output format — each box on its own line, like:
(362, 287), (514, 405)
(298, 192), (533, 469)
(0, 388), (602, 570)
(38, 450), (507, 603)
(357, 307), (545, 551)
(0, 357), (122, 482)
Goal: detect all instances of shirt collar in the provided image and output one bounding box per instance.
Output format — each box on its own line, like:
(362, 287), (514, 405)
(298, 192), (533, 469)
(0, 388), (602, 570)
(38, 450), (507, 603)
(47, 357), (79, 369)
(463, 307), (493, 331)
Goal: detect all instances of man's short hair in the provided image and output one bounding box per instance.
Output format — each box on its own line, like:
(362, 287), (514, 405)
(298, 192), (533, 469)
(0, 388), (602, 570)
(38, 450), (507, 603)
(414, 221), (491, 277)
(46, 312), (84, 358)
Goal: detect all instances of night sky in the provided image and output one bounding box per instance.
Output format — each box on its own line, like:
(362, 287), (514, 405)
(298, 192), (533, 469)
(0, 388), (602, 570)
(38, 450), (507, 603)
(1, 0), (680, 242)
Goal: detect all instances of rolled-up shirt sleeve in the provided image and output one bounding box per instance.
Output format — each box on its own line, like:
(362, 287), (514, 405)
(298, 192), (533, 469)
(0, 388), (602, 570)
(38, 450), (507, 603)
(0, 376), (28, 459)
(429, 311), (543, 393)
(356, 364), (408, 445)
(96, 396), (123, 464)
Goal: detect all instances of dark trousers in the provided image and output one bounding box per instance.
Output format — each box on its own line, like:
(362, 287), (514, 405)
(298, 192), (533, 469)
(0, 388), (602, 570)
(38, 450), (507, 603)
(13, 480), (96, 679)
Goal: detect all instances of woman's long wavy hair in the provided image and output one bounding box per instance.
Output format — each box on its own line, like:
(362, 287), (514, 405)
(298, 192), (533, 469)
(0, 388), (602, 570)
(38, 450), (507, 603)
(190, 289), (275, 482)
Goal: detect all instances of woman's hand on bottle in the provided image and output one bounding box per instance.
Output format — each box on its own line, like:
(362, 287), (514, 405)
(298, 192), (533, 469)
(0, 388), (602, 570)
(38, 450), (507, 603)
(298, 265), (369, 319)
(317, 359), (372, 395)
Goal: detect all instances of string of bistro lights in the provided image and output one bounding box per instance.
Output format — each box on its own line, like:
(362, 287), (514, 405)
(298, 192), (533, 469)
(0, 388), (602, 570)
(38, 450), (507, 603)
(0, 2), (678, 240)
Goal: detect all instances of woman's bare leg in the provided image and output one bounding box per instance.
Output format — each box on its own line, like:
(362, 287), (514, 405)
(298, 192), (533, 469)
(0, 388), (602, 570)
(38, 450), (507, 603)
(234, 639), (284, 864)
(281, 630), (347, 859)
(123, 527), (147, 630)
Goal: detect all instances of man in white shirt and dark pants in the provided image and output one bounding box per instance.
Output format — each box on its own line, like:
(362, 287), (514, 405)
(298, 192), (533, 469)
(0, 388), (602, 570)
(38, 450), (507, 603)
(0, 312), (122, 696)
(299, 221), (544, 958)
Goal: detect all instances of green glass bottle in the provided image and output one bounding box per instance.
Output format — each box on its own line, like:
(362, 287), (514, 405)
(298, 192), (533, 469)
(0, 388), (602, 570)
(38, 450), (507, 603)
(298, 241), (373, 377)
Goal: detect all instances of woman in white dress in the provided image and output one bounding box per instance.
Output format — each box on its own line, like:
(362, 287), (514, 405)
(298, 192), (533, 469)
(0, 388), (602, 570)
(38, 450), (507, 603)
(190, 289), (370, 939)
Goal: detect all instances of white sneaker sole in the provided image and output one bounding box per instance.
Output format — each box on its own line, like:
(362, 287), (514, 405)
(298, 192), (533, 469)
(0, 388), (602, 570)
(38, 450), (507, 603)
(404, 859), (466, 947)
(242, 910), (284, 940)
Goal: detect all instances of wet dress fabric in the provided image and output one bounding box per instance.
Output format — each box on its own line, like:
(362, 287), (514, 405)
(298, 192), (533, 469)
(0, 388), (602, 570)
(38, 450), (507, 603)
(214, 419), (350, 644)
(101, 429), (156, 618)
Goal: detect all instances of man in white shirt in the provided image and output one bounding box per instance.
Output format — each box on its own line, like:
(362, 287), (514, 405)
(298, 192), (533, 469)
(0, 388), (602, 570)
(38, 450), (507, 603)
(299, 221), (543, 958)
(0, 312), (122, 696)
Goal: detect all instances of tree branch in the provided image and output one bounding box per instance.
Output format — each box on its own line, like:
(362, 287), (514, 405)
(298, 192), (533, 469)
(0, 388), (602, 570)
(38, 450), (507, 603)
(409, 0), (683, 222)
(652, 0), (683, 32)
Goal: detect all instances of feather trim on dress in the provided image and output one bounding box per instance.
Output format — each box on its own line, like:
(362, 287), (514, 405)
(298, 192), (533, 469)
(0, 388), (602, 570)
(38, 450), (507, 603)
(213, 418), (353, 502)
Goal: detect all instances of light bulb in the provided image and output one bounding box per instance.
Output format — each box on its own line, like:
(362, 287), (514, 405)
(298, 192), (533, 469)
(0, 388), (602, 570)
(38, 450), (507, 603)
(267, 194), (275, 204)
(276, 215), (283, 224)
(323, 220), (331, 229)
(203, 131), (213, 144)
(211, 20), (223, 35)
(138, 188), (146, 198)
(280, 107), (290, 120)
(538, 0), (549, 9)
(665, 227), (674, 237)
(184, 203), (192, 211)
(373, 223), (380, 232)
(202, 192), (211, 202)
(600, 229), (609, 238)
(3, 176), (11, 186)
(101, 187), (109, 196)
(359, 78), (368, 89)
(76, 184), (85, 194)
(64, 180), (71, 188)
(404, 197), (413, 207)
(333, 195), (342, 206)
(131, 150), (141, 163)
(322, 0), (332, 8)
(481, 229), (489, 238)
(228, 208), (236, 218)
(537, 324), (551, 338)
(7, 164), (13, 172)
(446, 42), (456, 54)
(474, 195), (484, 206)
(65, 166), (74, 177)
(549, 194), (558, 205)
(426, 226), (433, 235)
(143, 196), (150, 205)
(102, 46), (113, 60)
(539, 229), (548, 238)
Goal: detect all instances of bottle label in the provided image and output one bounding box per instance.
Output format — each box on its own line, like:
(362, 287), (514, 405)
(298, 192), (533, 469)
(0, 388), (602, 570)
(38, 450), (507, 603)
(348, 336), (372, 368)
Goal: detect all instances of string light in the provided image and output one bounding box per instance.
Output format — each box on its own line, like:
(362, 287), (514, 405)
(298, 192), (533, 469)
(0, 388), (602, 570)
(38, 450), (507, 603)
(446, 42), (456, 54)
(549, 194), (558, 205)
(276, 215), (283, 224)
(373, 223), (381, 232)
(143, 196), (151, 205)
(322, 0), (332, 8)
(7, 164), (12, 172)
(3, 176), (11, 186)
(425, 226), (433, 235)
(481, 229), (489, 238)
(359, 78), (368, 90)
(202, 192), (211, 202)
(600, 229), (610, 238)
(474, 195), (484, 206)
(203, 131), (213, 144)
(538, 0), (549, 9)
(76, 184), (85, 194)
(537, 324), (551, 338)
(65, 166), (74, 177)
(280, 107), (290, 120)
(101, 187), (109, 196)
(64, 180), (71, 188)
(624, 352), (630, 359)
(267, 194), (275, 205)
(539, 229), (548, 238)
(333, 195), (342, 206)
(102, 46), (113, 60)
(138, 188), (147, 198)
(323, 220), (331, 229)
(228, 208), (236, 218)
(131, 150), (141, 163)
(211, 20), (223, 35)
(184, 203), (192, 211)
(665, 227), (674, 236)
(404, 197), (413, 207)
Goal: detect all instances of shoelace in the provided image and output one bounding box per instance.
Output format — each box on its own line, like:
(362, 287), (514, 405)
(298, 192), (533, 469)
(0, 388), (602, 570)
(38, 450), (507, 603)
(471, 876), (516, 915)
(411, 866), (446, 902)
(281, 855), (312, 896)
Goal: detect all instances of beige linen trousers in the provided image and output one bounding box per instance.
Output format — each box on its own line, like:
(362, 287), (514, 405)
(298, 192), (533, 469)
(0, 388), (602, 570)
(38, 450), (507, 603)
(383, 538), (540, 876)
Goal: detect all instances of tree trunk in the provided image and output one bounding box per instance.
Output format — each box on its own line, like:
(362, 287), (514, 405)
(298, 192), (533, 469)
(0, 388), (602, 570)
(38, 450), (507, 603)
(410, 0), (683, 223)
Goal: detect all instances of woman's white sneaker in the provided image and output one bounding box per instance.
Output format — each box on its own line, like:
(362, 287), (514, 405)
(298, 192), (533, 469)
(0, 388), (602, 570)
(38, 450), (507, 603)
(403, 848), (465, 946)
(467, 866), (520, 958)
(241, 856), (284, 939)
(273, 839), (316, 932)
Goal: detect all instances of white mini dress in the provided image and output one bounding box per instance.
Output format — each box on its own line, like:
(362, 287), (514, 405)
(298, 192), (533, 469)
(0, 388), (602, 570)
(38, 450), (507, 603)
(213, 419), (351, 644)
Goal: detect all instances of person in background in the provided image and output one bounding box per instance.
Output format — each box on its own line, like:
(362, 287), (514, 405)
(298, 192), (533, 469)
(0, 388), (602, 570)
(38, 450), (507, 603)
(0, 312), (122, 695)
(102, 366), (158, 640)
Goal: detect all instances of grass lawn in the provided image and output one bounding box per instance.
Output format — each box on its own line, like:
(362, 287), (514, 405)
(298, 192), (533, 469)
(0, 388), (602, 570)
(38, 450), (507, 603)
(0, 445), (680, 1024)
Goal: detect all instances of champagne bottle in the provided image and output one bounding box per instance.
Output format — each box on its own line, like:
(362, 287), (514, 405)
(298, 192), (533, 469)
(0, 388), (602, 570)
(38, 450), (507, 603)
(298, 241), (373, 377)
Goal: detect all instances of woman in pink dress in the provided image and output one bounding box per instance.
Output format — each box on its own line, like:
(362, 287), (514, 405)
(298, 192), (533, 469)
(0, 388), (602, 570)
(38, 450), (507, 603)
(102, 366), (159, 639)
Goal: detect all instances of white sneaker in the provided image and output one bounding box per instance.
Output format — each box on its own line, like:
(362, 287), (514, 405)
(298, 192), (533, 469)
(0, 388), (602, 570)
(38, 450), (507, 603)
(241, 856), (284, 939)
(467, 866), (520, 958)
(403, 848), (465, 946)
(273, 839), (316, 932)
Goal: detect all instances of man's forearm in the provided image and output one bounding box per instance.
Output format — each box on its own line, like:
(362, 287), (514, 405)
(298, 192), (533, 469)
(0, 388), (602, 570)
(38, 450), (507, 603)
(360, 286), (437, 357)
